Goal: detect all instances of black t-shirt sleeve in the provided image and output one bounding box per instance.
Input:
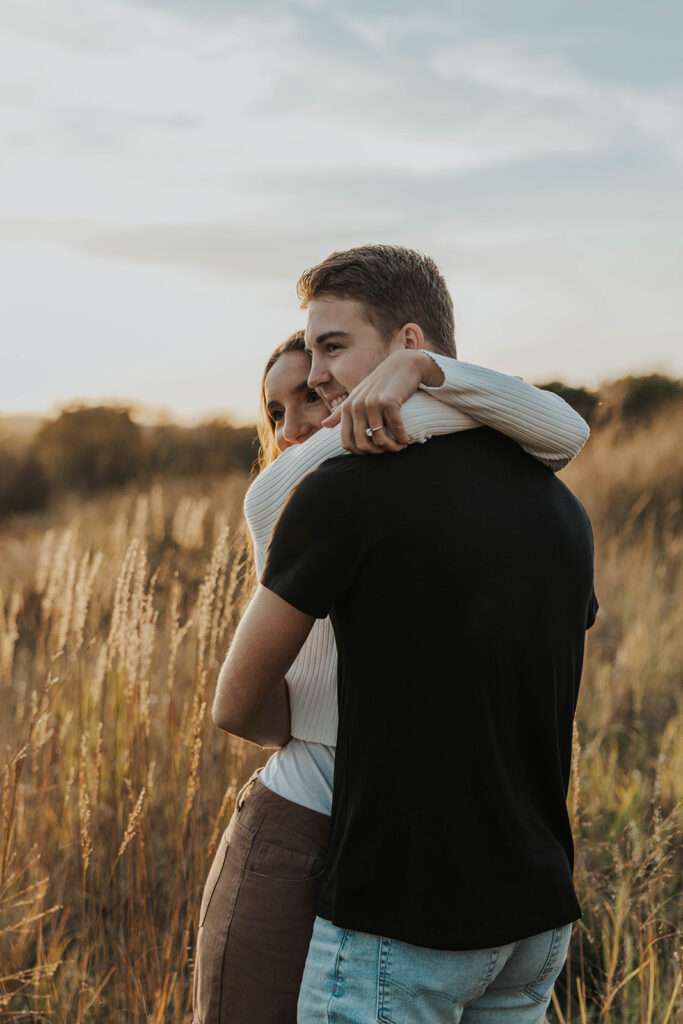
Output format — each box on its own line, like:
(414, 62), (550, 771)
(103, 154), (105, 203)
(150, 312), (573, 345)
(586, 589), (599, 629)
(261, 458), (369, 619)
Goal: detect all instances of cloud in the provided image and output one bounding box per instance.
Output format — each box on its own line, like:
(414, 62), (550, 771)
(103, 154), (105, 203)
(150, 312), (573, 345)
(0, 217), (394, 286)
(1, 0), (681, 419)
(431, 40), (593, 100)
(622, 87), (683, 165)
(430, 37), (683, 168)
(3, 0), (680, 233)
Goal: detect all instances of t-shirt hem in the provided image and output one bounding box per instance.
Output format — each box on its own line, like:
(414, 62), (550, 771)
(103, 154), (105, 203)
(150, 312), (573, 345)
(261, 576), (329, 620)
(316, 902), (582, 952)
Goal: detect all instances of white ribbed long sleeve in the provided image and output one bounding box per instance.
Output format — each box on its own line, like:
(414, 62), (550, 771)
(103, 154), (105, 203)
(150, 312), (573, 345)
(245, 358), (589, 744)
(421, 354), (589, 470)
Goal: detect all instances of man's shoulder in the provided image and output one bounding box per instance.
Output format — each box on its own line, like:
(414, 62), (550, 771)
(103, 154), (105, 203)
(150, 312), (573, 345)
(400, 425), (535, 474)
(287, 450), (366, 506)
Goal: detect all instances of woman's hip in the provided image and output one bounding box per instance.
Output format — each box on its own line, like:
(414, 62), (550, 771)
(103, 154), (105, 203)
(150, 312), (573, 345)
(193, 772), (330, 1024)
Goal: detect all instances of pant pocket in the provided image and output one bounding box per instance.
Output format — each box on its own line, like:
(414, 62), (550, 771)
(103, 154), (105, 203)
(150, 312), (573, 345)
(247, 819), (326, 882)
(218, 867), (324, 1020)
(377, 937), (488, 1023)
(525, 924), (572, 1003)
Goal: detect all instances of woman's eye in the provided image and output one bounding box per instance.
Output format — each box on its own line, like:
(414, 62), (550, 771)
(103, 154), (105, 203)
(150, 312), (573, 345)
(270, 410), (284, 423)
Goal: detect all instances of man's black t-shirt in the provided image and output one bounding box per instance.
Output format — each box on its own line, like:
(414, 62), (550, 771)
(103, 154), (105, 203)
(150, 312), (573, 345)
(262, 427), (598, 950)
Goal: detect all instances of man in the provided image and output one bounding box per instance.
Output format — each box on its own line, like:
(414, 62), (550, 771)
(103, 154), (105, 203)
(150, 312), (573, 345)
(214, 245), (597, 1022)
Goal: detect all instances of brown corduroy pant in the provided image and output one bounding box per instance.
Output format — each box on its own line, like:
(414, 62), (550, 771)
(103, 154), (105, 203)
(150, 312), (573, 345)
(193, 772), (330, 1024)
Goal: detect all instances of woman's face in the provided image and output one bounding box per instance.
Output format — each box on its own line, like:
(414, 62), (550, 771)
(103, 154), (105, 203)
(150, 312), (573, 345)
(265, 349), (327, 452)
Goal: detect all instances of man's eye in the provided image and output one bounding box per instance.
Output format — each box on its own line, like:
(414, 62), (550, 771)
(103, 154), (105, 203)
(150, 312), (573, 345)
(306, 390), (322, 405)
(326, 343), (341, 353)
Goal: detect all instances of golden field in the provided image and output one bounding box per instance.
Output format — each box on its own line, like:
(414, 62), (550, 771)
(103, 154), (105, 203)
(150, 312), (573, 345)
(1, 402), (682, 1022)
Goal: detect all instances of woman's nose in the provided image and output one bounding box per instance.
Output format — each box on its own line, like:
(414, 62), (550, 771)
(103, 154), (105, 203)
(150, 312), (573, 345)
(283, 415), (313, 445)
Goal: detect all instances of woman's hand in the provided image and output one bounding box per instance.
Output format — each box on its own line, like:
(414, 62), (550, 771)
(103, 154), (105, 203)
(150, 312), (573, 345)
(322, 349), (445, 454)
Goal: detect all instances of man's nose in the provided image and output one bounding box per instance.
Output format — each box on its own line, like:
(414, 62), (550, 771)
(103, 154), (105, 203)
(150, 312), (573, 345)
(307, 352), (329, 389)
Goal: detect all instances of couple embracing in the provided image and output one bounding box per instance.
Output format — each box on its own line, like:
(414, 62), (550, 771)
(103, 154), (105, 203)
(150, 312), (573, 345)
(194, 244), (598, 1023)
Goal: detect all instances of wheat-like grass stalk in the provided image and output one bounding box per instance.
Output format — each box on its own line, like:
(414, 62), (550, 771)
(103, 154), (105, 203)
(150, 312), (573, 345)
(70, 550), (103, 656)
(171, 496), (211, 550)
(54, 553), (76, 656)
(182, 700), (206, 834)
(114, 787), (147, 865)
(166, 575), (192, 696)
(77, 734), (92, 880)
(41, 529), (75, 629)
(194, 529), (230, 687)
(0, 585), (23, 684)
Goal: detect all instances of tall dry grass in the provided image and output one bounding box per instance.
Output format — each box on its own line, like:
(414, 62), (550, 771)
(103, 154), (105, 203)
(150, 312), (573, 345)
(554, 403), (683, 1023)
(0, 476), (264, 1022)
(0, 405), (681, 1022)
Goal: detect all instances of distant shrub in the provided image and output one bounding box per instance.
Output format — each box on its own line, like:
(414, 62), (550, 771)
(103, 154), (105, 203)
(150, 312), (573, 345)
(0, 447), (51, 517)
(34, 406), (144, 493)
(620, 374), (682, 422)
(28, 406), (257, 497)
(538, 381), (601, 424)
(143, 421), (258, 478)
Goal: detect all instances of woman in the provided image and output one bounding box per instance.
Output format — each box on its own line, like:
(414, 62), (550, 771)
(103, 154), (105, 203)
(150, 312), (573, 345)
(193, 332), (332, 1024)
(193, 330), (588, 1023)
(255, 331), (327, 468)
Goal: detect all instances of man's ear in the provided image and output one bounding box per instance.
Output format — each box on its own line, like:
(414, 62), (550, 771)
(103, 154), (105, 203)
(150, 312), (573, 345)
(402, 323), (425, 350)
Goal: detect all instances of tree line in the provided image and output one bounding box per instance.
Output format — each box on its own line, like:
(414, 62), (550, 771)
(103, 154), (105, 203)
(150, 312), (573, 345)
(0, 373), (680, 520)
(0, 410), (257, 518)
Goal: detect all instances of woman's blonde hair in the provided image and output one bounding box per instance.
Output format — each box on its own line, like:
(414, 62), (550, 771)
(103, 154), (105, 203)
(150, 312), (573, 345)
(256, 329), (309, 471)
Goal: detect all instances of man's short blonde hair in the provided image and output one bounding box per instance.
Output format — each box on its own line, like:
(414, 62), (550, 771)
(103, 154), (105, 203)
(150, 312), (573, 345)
(297, 244), (456, 357)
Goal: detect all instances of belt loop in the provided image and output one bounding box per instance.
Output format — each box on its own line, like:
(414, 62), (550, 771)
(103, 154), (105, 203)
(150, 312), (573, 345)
(236, 768), (261, 811)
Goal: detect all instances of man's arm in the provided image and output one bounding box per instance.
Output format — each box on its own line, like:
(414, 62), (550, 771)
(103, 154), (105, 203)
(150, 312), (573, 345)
(245, 348), (588, 578)
(326, 349), (590, 470)
(213, 586), (315, 747)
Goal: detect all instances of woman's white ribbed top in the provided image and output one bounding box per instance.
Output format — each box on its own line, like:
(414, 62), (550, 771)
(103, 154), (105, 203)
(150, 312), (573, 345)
(244, 353), (589, 745)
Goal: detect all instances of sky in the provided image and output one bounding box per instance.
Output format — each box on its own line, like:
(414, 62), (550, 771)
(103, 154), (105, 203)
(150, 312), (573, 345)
(1, 0), (681, 424)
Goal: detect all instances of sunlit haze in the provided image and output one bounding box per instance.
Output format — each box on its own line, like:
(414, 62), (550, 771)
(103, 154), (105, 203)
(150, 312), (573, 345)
(1, 0), (681, 423)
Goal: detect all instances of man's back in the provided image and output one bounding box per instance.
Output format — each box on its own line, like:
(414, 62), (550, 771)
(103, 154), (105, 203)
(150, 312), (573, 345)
(263, 427), (597, 950)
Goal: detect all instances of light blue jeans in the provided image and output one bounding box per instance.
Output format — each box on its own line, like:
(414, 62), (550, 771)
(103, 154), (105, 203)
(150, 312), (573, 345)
(298, 916), (572, 1023)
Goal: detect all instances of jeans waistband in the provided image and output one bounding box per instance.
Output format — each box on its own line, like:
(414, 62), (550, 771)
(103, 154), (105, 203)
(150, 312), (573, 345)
(235, 770), (330, 848)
